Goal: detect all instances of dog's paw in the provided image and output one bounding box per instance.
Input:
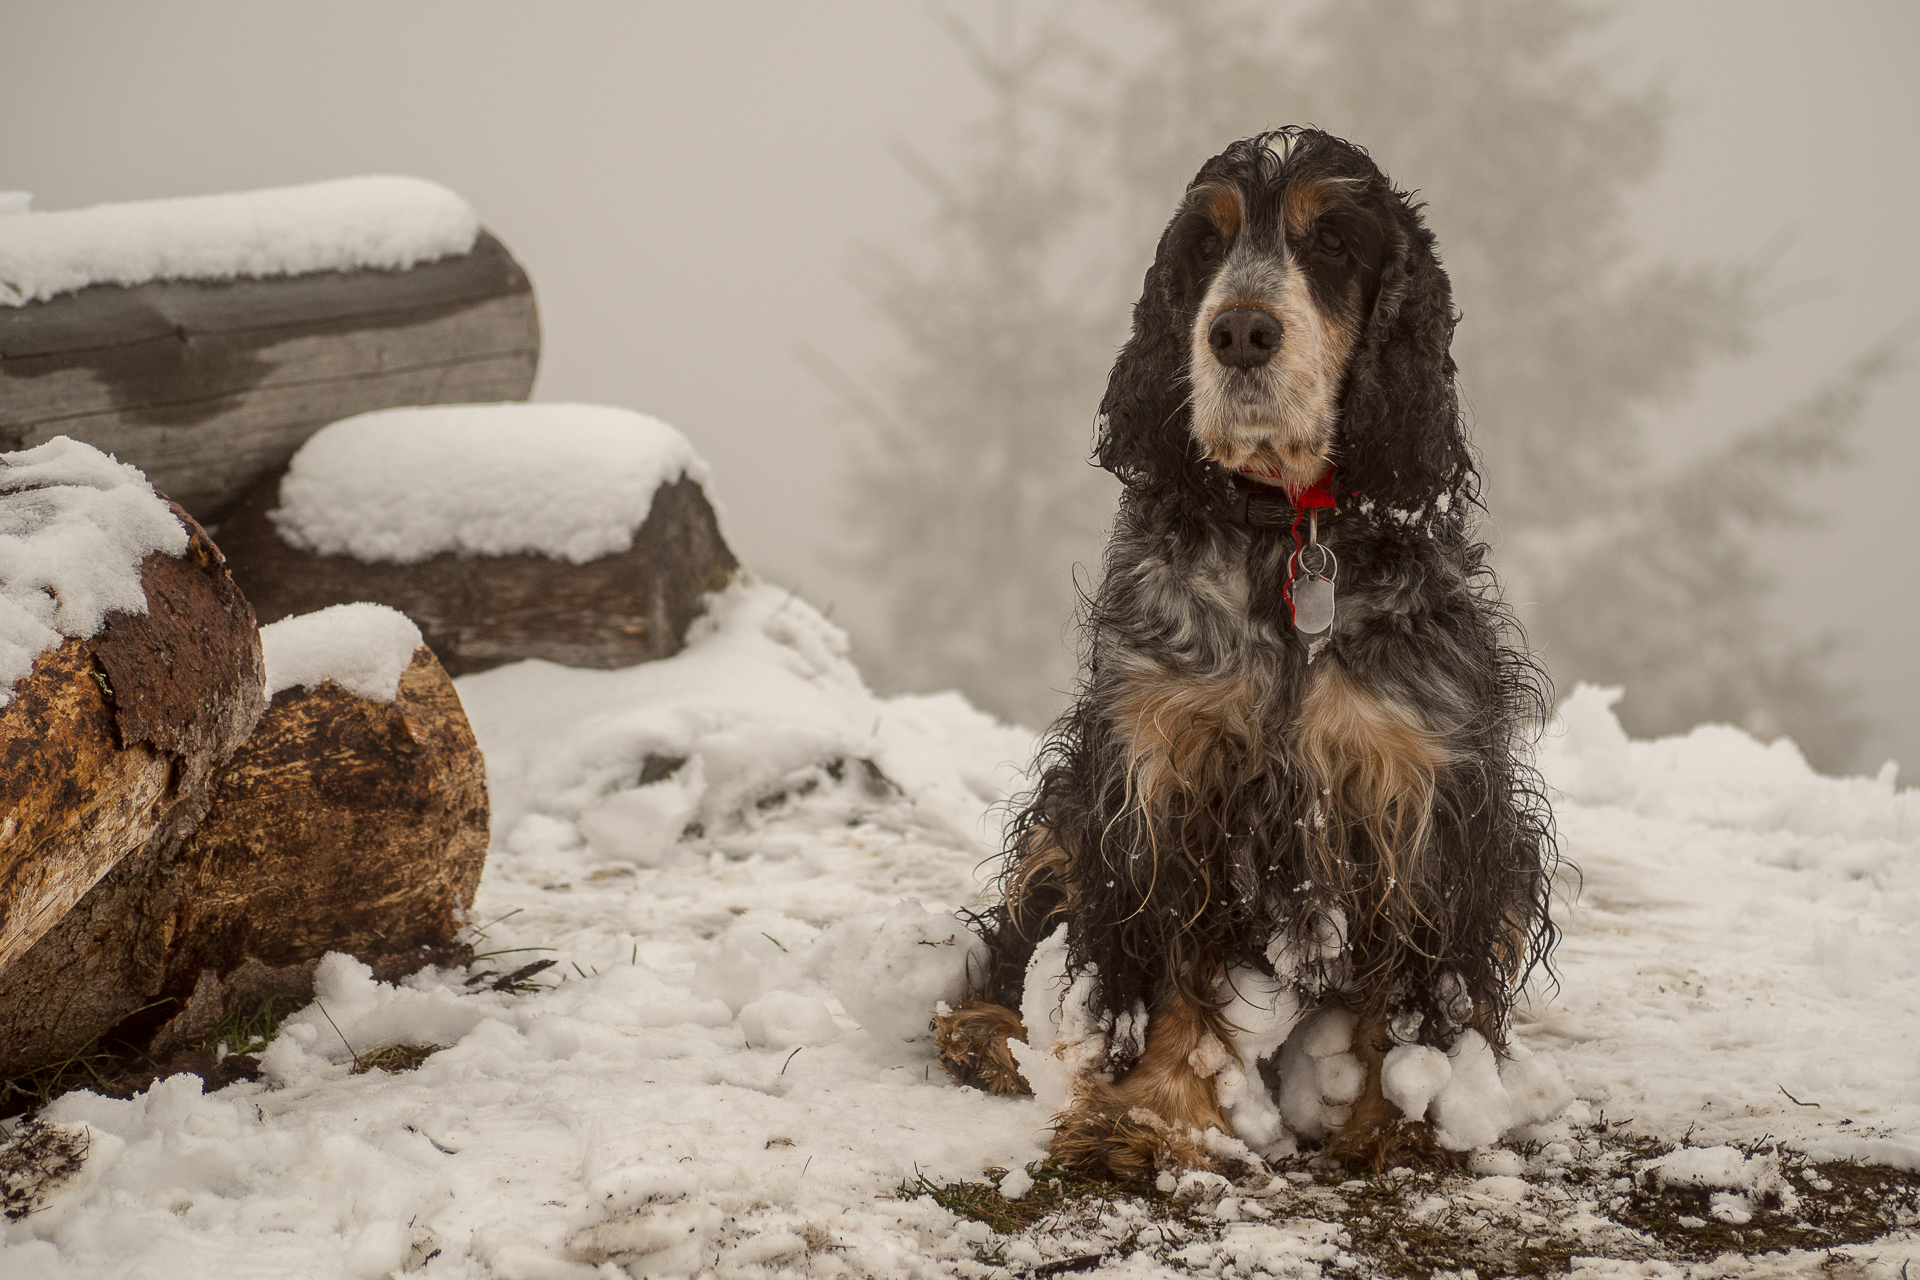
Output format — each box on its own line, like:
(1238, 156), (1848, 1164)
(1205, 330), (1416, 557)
(932, 999), (1032, 1096)
(1048, 1101), (1221, 1179)
(1320, 1118), (1460, 1173)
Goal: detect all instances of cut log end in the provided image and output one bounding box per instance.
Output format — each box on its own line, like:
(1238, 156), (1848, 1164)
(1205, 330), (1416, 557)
(167, 643), (489, 980)
(0, 503), (263, 979)
(220, 473), (739, 675)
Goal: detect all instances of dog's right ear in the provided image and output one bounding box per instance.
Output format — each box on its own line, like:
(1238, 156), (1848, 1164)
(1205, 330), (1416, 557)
(1095, 219), (1222, 509)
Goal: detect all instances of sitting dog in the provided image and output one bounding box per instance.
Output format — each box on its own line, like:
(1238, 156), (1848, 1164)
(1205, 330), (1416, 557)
(935, 128), (1557, 1173)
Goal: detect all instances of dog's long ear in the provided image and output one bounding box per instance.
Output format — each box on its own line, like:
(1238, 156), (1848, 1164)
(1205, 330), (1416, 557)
(1093, 226), (1217, 506)
(1334, 197), (1473, 514)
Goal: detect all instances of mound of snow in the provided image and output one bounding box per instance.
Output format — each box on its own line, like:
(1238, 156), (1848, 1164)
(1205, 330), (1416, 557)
(457, 576), (1034, 865)
(829, 900), (985, 1048)
(738, 993), (840, 1051)
(1543, 682), (1917, 842)
(1643, 1144), (1771, 1191)
(270, 402), (714, 566)
(1641, 1145), (1795, 1226)
(1531, 683), (1920, 1169)
(576, 757), (706, 867)
(0, 176), (477, 306)
(0, 436), (185, 706)
(259, 603), (422, 703)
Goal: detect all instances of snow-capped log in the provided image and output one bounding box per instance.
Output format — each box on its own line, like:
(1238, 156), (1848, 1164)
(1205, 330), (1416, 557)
(2, 440), (490, 1081)
(0, 439), (265, 1076)
(215, 403), (739, 676)
(144, 607), (489, 1057)
(0, 178), (539, 526)
(0, 603), (489, 1079)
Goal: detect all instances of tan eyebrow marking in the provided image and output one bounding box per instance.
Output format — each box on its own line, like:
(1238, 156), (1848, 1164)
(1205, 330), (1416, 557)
(1195, 183), (1243, 242)
(1283, 175), (1364, 240)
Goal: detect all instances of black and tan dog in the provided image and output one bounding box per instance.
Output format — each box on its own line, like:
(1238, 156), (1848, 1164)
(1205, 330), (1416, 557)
(936, 128), (1557, 1173)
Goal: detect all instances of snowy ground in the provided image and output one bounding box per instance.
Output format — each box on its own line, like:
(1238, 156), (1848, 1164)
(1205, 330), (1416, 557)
(4, 578), (1917, 1279)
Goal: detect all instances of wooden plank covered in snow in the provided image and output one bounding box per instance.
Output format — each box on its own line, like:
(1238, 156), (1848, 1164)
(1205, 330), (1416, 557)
(0, 231), (540, 524)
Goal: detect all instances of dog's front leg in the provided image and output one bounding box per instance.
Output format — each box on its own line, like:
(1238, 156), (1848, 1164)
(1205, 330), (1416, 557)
(1319, 1012), (1458, 1172)
(1048, 975), (1239, 1177)
(934, 826), (1076, 1096)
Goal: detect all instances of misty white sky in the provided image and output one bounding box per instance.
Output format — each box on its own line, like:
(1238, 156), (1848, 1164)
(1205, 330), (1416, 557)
(7, 1), (1915, 775)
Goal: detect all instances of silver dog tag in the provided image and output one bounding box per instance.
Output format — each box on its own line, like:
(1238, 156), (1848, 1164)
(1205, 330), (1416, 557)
(1291, 573), (1336, 636)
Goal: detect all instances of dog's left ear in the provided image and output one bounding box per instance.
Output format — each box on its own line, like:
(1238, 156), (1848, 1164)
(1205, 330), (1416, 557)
(1334, 198), (1473, 513)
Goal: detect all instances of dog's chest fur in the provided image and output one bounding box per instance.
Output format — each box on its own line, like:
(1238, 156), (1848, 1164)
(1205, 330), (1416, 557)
(1096, 498), (1457, 771)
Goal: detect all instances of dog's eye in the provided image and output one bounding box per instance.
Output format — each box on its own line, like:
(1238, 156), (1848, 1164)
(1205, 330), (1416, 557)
(1316, 227), (1345, 255)
(1197, 232), (1224, 262)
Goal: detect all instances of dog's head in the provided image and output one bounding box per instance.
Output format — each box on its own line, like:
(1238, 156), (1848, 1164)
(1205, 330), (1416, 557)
(1097, 129), (1471, 515)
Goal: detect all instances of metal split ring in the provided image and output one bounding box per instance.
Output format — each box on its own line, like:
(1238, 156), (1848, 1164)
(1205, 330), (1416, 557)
(1292, 541), (1338, 581)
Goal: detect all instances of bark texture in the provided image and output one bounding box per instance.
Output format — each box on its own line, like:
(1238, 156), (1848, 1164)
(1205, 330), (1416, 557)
(0, 232), (540, 527)
(218, 474), (738, 675)
(0, 507), (265, 1074)
(152, 645), (489, 1052)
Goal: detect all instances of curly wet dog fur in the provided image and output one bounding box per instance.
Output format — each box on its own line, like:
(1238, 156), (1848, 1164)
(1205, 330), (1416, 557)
(936, 129), (1557, 1173)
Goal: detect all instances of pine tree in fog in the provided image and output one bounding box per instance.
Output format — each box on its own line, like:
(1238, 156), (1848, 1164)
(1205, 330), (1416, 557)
(839, 6), (1114, 727)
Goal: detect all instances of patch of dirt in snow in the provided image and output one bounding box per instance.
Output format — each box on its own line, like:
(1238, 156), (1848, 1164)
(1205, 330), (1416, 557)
(1, 1121), (90, 1222)
(912, 1128), (1920, 1279)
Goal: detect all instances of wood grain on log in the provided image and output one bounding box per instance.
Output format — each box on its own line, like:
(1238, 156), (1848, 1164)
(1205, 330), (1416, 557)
(166, 644), (489, 983)
(0, 232), (539, 525)
(0, 508), (264, 1074)
(0, 508), (262, 975)
(0, 640), (172, 979)
(219, 474), (739, 676)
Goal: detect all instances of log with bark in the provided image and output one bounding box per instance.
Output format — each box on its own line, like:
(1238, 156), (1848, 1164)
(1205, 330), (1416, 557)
(0, 231), (539, 527)
(1, 443), (491, 1088)
(0, 491), (264, 1075)
(218, 472), (739, 677)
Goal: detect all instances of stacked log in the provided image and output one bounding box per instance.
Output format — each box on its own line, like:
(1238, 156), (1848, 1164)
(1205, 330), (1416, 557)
(0, 228), (539, 528)
(0, 445), (264, 1075)
(0, 441), (489, 1084)
(216, 403), (738, 676)
(0, 185), (735, 1096)
(149, 610), (489, 1054)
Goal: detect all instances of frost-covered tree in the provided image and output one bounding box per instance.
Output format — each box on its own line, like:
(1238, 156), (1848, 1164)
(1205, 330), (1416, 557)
(838, 5), (1115, 727)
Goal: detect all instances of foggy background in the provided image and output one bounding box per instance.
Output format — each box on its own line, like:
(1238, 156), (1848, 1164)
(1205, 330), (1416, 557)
(8, 1), (1915, 778)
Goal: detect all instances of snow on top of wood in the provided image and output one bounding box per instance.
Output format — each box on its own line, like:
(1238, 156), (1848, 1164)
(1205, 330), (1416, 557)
(0, 437), (187, 707)
(269, 403), (715, 565)
(0, 176), (479, 306)
(260, 603), (424, 703)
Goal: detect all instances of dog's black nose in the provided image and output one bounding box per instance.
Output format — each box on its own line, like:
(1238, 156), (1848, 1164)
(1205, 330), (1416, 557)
(1208, 306), (1282, 368)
